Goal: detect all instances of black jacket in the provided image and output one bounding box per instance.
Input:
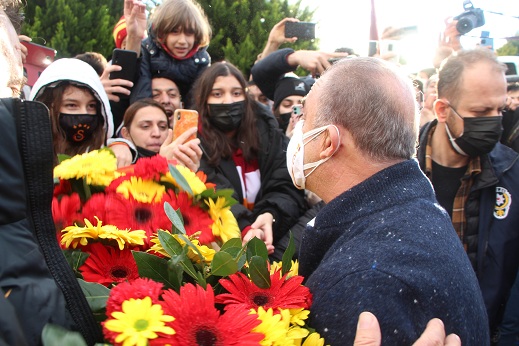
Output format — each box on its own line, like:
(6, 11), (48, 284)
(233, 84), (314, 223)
(418, 120), (519, 334)
(0, 98), (102, 345)
(199, 104), (305, 242)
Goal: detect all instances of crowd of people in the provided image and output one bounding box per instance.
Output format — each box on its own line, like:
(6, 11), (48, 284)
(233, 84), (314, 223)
(1, 0), (519, 344)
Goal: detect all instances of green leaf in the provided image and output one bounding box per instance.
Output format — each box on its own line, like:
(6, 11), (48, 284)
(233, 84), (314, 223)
(158, 229), (184, 257)
(77, 279), (110, 312)
(42, 324), (87, 346)
(220, 238), (247, 269)
(211, 251), (238, 277)
(168, 163), (193, 195)
(281, 231), (295, 276)
(246, 236), (269, 263)
(62, 249), (89, 273)
(248, 255), (271, 289)
(199, 188), (238, 207)
(57, 154), (72, 164)
(164, 203), (186, 234)
(133, 251), (176, 290)
(167, 258), (184, 290)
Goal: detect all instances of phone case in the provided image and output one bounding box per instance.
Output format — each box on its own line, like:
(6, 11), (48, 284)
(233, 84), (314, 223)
(110, 49), (137, 82)
(285, 22), (316, 40)
(173, 109), (198, 142)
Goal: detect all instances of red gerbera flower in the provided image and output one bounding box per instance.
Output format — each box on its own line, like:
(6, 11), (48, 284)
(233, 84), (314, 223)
(216, 270), (312, 314)
(53, 179), (72, 196)
(133, 155), (169, 181)
(103, 192), (173, 248)
(52, 193), (82, 244)
(79, 243), (139, 287)
(170, 192), (214, 244)
(151, 284), (262, 346)
(79, 192), (107, 224)
(105, 278), (164, 315)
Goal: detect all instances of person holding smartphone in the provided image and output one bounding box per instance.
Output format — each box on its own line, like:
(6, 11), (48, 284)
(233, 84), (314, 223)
(120, 98), (202, 171)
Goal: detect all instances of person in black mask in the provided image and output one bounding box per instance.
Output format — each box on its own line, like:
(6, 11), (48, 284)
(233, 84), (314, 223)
(192, 62), (305, 255)
(120, 98), (201, 171)
(417, 48), (519, 343)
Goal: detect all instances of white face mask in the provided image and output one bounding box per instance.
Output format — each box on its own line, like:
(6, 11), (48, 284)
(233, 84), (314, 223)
(286, 120), (340, 189)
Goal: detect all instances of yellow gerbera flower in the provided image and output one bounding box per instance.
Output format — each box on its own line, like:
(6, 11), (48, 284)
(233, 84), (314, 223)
(61, 217), (146, 250)
(252, 307), (294, 346)
(270, 260), (300, 278)
(97, 224), (147, 250)
(53, 149), (118, 186)
(288, 308), (310, 326)
(301, 332), (326, 346)
(116, 176), (166, 203)
(149, 231), (216, 264)
(161, 165), (206, 195)
(205, 197), (241, 242)
(105, 297), (175, 346)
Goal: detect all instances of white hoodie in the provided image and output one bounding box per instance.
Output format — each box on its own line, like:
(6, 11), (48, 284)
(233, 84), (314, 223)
(29, 58), (114, 140)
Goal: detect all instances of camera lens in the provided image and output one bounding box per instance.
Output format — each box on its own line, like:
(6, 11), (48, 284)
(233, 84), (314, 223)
(456, 13), (477, 34)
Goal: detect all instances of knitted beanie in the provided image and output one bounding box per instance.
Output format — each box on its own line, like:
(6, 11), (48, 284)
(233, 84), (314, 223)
(113, 16), (127, 49)
(273, 77), (310, 110)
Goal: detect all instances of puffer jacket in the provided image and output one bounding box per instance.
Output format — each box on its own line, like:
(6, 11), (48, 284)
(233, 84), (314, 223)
(131, 31), (210, 105)
(0, 98), (102, 345)
(418, 120), (519, 334)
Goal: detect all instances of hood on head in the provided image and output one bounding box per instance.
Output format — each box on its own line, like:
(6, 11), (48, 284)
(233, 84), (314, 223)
(29, 58), (114, 139)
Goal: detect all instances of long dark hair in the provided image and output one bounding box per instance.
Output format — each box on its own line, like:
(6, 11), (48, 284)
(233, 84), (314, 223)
(37, 82), (105, 165)
(192, 62), (259, 166)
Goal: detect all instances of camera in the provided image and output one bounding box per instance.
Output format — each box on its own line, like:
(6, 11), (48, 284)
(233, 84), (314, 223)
(454, 1), (485, 35)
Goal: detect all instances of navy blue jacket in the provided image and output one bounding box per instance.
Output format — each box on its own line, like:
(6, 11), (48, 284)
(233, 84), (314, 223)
(418, 120), (519, 334)
(299, 159), (489, 345)
(131, 33), (210, 105)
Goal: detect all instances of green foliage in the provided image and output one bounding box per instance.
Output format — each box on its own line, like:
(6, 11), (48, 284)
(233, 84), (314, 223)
(42, 324), (88, 346)
(22, 0), (124, 58)
(21, 0), (316, 74)
(198, 0), (317, 77)
(497, 40), (519, 56)
(77, 279), (110, 312)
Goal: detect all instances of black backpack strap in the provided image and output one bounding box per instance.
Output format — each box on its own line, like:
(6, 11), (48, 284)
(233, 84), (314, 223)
(14, 99), (103, 345)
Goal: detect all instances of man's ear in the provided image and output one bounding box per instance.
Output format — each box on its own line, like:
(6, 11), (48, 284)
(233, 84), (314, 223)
(434, 99), (449, 123)
(121, 127), (131, 140)
(320, 125), (340, 159)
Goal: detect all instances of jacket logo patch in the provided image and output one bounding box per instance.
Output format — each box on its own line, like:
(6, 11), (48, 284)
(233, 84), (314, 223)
(494, 186), (512, 219)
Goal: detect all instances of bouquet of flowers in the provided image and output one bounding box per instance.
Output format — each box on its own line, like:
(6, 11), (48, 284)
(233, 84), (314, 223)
(49, 149), (327, 346)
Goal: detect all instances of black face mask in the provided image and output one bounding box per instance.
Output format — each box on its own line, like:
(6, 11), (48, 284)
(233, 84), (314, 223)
(278, 112), (291, 133)
(207, 101), (245, 132)
(59, 113), (100, 144)
(446, 115), (503, 157)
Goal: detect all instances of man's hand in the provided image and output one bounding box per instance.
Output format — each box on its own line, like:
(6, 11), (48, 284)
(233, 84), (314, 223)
(100, 64), (133, 102)
(353, 312), (461, 346)
(287, 50), (349, 77)
(18, 35), (31, 64)
(159, 128), (202, 172)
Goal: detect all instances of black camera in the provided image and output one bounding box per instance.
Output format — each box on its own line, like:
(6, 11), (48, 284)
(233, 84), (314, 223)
(454, 1), (485, 35)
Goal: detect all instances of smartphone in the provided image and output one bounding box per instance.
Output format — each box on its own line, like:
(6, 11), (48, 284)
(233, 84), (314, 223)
(110, 48), (138, 99)
(173, 109), (198, 142)
(285, 22), (316, 40)
(21, 41), (57, 86)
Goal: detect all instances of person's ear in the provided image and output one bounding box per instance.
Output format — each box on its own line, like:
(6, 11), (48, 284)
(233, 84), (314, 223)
(121, 127), (131, 140)
(434, 99), (449, 123)
(320, 125), (340, 159)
